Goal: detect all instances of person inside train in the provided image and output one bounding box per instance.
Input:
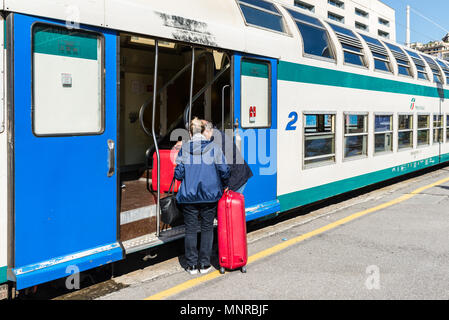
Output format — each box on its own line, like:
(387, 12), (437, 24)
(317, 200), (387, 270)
(174, 117), (230, 275)
(202, 120), (253, 194)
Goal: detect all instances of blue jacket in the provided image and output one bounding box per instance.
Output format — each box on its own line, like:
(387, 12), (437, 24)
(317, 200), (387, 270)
(174, 134), (230, 204)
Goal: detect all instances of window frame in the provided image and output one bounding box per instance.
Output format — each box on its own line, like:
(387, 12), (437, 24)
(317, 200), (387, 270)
(446, 114), (449, 143)
(343, 112), (369, 160)
(417, 113), (430, 147)
(433, 114), (443, 144)
(382, 41), (413, 78)
(240, 58), (272, 129)
(286, 8), (336, 63)
(294, 0), (315, 12)
(374, 113), (393, 155)
(237, 0), (290, 36)
(31, 22), (105, 137)
(397, 113), (414, 151)
(328, 22), (368, 69)
(303, 112), (337, 169)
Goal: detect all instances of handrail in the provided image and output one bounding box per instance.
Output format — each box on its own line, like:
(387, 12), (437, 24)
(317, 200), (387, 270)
(138, 51), (208, 138)
(182, 63), (231, 129)
(151, 40), (161, 237)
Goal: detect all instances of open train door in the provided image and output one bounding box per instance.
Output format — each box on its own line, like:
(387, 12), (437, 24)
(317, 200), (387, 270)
(8, 14), (122, 290)
(233, 55), (280, 221)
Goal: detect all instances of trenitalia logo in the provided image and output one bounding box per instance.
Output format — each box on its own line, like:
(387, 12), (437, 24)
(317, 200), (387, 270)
(410, 98), (416, 110)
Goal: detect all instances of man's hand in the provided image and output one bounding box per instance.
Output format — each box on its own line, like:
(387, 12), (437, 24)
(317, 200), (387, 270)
(174, 141), (183, 150)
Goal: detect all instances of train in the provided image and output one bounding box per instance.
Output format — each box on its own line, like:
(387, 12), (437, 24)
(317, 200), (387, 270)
(1, 0), (449, 297)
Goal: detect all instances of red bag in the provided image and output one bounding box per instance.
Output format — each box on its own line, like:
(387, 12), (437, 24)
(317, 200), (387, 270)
(217, 190), (248, 274)
(152, 149), (181, 193)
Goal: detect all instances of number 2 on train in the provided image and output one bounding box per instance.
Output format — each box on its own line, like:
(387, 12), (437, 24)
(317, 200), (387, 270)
(286, 111), (298, 131)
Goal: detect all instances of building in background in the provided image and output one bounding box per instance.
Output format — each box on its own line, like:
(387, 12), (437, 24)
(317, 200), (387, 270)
(411, 33), (449, 61)
(277, 0), (396, 41)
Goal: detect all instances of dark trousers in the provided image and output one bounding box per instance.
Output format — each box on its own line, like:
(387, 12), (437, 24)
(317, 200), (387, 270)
(182, 202), (217, 267)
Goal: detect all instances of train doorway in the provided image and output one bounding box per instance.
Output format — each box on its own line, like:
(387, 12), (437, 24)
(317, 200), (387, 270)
(118, 34), (232, 252)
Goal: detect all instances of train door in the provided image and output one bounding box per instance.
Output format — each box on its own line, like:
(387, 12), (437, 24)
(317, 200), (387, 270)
(9, 14), (122, 290)
(233, 55), (280, 221)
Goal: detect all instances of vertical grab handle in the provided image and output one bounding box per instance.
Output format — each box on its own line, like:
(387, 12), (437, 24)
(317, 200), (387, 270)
(107, 139), (115, 177)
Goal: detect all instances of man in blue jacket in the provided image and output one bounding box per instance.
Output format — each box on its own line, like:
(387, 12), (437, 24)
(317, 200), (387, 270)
(174, 117), (230, 275)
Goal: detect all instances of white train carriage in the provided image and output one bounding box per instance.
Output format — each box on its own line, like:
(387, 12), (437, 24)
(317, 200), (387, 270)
(0, 0), (448, 294)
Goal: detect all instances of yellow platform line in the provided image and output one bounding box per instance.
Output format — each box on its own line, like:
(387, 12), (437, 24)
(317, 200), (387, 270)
(145, 176), (449, 300)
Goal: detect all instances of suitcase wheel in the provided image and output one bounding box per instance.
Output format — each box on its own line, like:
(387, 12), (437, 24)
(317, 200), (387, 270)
(219, 267), (225, 274)
(241, 266), (247, 273)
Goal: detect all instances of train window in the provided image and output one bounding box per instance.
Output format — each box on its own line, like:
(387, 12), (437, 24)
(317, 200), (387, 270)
(286, 8), (334, 60)
(374, 114), (393, 154)
(405, 49), (429, 81)
(344, 113), (368, 158)
(417, 114), (430, 146)
(241, 59), (271, 128)
(436, 59), (449, 84)
(238, 0), (286, 33)
(303, 113), (336, 168)
(433, 115), (443, 143)
(398, 114), (413, 150)
(329, 23), (366, 67)
(421, 55), (443, 84)
(32, 24), (104, 136)
(360, 34), (391, 73)
(383, 42), (412, 77)
(447, 115), (449, 142)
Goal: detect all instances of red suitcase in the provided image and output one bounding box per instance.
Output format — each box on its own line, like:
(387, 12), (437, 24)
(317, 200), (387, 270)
(217, 190), (248, 274)
(152, 149), (181, 193)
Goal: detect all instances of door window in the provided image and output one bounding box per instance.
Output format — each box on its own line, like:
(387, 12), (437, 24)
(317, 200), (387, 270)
(32, 24), (104, 136)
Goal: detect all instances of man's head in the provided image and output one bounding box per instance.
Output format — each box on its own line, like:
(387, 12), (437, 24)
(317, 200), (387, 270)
(201, 120), (214, 140)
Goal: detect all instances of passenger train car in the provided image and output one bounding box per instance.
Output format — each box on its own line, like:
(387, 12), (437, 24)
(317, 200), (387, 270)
(1, 0), (449, 296)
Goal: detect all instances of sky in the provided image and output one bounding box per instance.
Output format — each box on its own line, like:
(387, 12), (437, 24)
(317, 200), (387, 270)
(382, 0), (449, 45)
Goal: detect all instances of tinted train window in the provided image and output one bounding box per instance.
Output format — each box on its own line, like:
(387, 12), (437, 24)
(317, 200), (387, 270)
(405, 50), (429, 81)
(433, 115), (443, 143)
(344, 113), (368, 158)
(417, 114), (430, 146)
(374, 115), (393, 154)
(421, 55), (443, 84)
(383, 42), (412, 77)
(32, 24), (103, 136)
(360, 34), (391, 73)
(238, 0), (286, 33)
(329, 23), (366, 67)
(304, 114), (335, 168)
(398, 114), (413, 150)
(437, 59), (449, 84)
(447, 115), (449, 142)
(286, 8), (334, 60)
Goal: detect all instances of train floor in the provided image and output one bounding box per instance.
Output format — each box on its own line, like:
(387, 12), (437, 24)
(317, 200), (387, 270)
(46, 164), (449, 300)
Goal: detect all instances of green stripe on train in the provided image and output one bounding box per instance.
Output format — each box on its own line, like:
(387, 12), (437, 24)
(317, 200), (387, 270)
(242, 60), (269, 79)
(0, 266), (7, 284)
(33, 26), (98, 60)
(278, 155), (446, 213)
(278, 61), (449, 99)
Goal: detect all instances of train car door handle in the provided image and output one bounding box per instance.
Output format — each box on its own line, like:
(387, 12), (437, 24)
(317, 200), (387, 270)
(107, 139), (115, 177)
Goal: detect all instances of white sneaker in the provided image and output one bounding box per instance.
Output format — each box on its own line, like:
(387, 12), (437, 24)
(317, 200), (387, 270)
(186, 265), (198, 275)
(199, 265), (212, 274)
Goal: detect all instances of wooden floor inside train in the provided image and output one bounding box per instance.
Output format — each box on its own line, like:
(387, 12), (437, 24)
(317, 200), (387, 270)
(119, 171), (172, 242)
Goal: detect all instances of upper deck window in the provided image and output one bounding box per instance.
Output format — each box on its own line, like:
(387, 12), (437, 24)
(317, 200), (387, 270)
(405, 49), (429, 81)
(383, 42), (412, 77)
(329, 23), (366, 67)
(360, 34), (391, 73)
(295, 0), (315, 12)
(436, 59), (449, 84)
(421, 55), (443, 84)
(238, 0), (286, 33)
(286, 8), (334, 60)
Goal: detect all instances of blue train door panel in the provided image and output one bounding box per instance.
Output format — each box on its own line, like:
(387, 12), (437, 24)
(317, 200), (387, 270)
(11, 14), (122, 289)
(233, 55), (280, 221)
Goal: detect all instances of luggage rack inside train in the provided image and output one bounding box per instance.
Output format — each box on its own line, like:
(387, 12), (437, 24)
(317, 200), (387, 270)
(118, 34), (232, 253)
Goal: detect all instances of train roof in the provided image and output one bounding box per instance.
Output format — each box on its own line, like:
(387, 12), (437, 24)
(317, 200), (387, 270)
(3, 0), (449, 85)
